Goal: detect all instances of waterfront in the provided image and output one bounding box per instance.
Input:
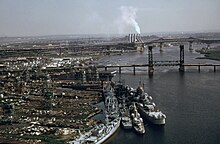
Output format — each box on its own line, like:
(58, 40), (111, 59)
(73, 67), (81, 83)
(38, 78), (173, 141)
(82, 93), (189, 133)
(1, 0), (220, 143)
(0, 40), (219, 143)
(97, 45), (220, 144)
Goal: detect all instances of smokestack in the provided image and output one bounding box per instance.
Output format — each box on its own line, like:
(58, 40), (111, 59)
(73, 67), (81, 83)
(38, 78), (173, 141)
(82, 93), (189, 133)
(129, 34), (132, 43)
(134, 34), (136, 43)
(131, 34), (133, 43)
(136, 34), (143, 43)
(139, 34), (143, 43)
(137, 34), (141, 42)
(136, 34), (139, 42)
(128, 34), (130, 42)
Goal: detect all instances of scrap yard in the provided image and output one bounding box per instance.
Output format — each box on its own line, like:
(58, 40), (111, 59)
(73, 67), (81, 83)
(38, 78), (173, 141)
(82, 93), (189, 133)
(0, 36), (126, 143)
(0, 57), (103, 143)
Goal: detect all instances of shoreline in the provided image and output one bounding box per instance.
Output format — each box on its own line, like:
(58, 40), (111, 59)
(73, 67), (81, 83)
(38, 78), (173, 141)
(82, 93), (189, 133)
(87, 109), (102, 119)
(196, 47), (220, 61)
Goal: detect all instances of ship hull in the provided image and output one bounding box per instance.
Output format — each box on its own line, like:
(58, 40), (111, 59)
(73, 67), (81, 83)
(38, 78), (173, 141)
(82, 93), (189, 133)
(69, 119), (120, 144)
(133, 126), (145, 134)
(147, 116), (165, 125)
(122, 124), (132, 129)
(97, 118), (120, 144)
(121, 123), (132, 129)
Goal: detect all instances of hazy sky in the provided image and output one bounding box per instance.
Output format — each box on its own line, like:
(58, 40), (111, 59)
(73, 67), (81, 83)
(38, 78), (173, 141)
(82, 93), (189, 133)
(0, 0), (220, 36)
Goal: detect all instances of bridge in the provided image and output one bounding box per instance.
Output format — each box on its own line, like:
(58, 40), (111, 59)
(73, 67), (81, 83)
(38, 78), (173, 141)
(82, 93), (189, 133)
(97, 45), (220, 76)
(1, 35), (220, 52)
(97, 63), (220, 75)
(90, 36), (220, 51)
(143, 37), (220, 51)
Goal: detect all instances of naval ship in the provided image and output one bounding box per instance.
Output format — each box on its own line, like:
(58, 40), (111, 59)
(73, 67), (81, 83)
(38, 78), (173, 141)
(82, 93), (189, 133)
(115, 81), (166, 126)
(130, 103), (145, 134)
(120, 95), (132, 129)
(136, 86), (166, 125)
(69, 83), (120, 144)
(69, 119), (120, 144)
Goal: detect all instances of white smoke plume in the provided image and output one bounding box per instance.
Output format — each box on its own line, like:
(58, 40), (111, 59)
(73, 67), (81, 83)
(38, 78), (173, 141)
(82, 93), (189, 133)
(120, 6), (141, 34)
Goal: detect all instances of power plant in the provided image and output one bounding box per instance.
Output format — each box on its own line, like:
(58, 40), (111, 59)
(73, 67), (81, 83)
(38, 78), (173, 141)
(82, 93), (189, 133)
(128, 34), (143, 43)
(128, 34), (144, 52)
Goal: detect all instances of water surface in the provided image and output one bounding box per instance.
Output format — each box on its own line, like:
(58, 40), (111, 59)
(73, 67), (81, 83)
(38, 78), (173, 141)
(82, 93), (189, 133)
(97, 45), (220, 144)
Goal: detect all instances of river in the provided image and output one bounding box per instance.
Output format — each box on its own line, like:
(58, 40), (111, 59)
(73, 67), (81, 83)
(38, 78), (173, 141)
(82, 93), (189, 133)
(96, 44), (220, 144)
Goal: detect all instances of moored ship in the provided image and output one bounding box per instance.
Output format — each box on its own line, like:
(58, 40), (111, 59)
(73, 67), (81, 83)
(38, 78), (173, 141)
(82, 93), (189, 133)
(121, 116), (132, 129)
(119, 94), (133, 129)
(135, 85), (166, 125)
(130, 103), (145, 134)
(137, 102), (166, 125)
(69, 82), (120, 144)
(120, 107), (132, 129)
(96, 118), (121, 144)
(69, 118), (120, 144)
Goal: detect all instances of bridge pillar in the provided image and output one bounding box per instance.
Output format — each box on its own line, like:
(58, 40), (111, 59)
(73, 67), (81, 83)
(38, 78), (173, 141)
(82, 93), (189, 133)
(159, 42), (163, 52)
(207, 44), (210, 49)
(105, 67), (107, 71)
(148, 46), (154, 75)
(189, 42), (193, 51)
(59, 47), (62, 57)
(133, 66), (136, 75)
(119, 66), (121, 74)
(141, 43), (145, 52)
(179, 45), (185, 72)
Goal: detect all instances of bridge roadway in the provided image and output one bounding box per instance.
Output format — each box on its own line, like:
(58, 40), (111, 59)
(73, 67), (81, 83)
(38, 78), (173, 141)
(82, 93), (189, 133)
(97, 63), (220, 74)
(144, 37), (220, 45)
(1, 62), (219, 76)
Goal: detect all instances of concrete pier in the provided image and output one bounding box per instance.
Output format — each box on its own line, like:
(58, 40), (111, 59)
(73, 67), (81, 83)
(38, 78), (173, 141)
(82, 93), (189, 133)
(189, 42), (193, 51)
(179, 45), (185, 72)
(119, 66), (121, 74)
(148, 46), (154, 76)
(133, 66), (136, 75)
(159, 42), (163, 52)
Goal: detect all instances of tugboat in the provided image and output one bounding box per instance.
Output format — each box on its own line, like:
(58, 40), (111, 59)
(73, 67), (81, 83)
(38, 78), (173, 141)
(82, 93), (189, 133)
(130, 103), (145, 134)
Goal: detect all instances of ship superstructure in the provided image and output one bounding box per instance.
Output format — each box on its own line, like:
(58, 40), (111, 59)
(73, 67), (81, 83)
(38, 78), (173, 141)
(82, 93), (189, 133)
(105, 84), (119, 119)
(136, 86), (166, 125)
